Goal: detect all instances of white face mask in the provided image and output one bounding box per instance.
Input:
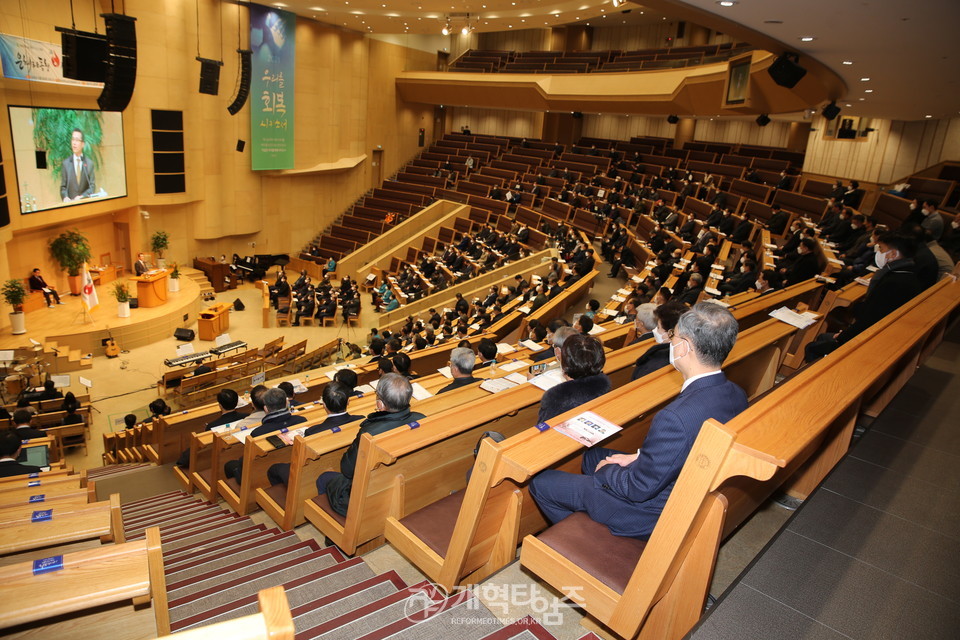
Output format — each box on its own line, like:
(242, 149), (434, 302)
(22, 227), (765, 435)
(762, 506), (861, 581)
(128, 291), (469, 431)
(668, 339), (688, 369)
(909, 203), (917, 211)
(740, 266), (747, 273)
(653, 326), (668, 344)
(875, 249), (890, 269)
(755, 279), (764, 290)
(922, 208), (931, 217)
(952, 220), (959, 229)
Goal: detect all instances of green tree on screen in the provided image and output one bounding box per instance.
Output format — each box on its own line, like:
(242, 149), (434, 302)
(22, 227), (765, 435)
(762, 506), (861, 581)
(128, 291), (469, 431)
(31, 108), (104, 184)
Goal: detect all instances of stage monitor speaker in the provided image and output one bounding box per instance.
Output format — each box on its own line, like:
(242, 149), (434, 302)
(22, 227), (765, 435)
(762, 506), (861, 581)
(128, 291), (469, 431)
(236, 139), (245, 152)
(97, 13), (138, 112)
(197, 57), (223, 95)
(767, 52), (806, 89)
(233, 298), (245, 311)
(129, 297), (139, 309)
(227, 49), (252, 115)
(57, 28), (108, 82)
(174, 328), (195, 341)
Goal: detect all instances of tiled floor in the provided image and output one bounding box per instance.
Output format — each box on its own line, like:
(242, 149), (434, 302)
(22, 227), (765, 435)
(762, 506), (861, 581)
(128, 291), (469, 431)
(690, 323), (960, 639)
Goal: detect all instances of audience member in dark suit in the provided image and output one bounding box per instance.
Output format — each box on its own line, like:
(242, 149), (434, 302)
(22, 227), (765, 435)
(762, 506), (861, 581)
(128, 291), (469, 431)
(36, 379), (63, 401)
(766, 205), (790, 236)
(266, 382), (364, 486)
(0, 430), (43, 478)
(12, 409), (46, 441)
(806, 233), (924, 361)
(28, 268), (63, 306)
(312, 374), (425, 517)
(781, 238), (820, 286)
(175, 389), (249, 468)
(224, 388), (308, 484)
(537, 334), (611, 423)
(530, 303), (748, 539)
(676, 273), (704, 306)
(437, 347), (480, 394)
(631, 302), (686, 380)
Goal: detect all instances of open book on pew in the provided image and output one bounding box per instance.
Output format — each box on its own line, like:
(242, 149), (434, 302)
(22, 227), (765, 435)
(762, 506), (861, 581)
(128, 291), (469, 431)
(496, 343), (516, 354)
(552, 410), (622, 447)
(529, 369), (567, 391)
(519, 339), (544, 351)
(769, 306), (820, 329)
(479, 373), (528, 393)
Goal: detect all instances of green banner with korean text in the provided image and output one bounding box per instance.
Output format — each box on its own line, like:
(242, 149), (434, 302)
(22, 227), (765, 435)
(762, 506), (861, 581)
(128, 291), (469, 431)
(250, 3), (295, 170)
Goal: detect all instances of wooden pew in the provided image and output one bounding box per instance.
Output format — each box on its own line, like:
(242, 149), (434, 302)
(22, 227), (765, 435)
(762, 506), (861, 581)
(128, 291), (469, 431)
(159, 586), (292, 640)
(518, 275), (960, 640)
(382, 319), (796, 590)
(0, 527), (168, 636)
(0, 493), (124, 555)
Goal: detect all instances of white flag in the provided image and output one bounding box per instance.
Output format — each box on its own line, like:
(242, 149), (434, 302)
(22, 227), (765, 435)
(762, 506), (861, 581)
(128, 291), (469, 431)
(80, 263), (99, 312)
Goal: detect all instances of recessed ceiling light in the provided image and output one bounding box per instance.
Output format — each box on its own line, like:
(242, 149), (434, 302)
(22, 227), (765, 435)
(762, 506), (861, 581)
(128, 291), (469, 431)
(925, 115), (933, 118)
(799, 36), (816, 42)
(859, 97), (865, 101)
(842, 60), (854, 65)
(763, 20), (783, 24)
(864, 89), (873, 93)
(717, 1), (738, 6)
(845, 103), (852, 107)
(860, 77), (870, 81)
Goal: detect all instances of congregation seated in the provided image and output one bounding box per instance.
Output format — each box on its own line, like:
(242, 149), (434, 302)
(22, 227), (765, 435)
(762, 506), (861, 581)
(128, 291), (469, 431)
(806, 231), (925, 362)
(233, 385), (269, 429)
(631, 301), (686, 380)
(175, 389), (250, 468)
(12, 409), (45, 440)
(529, 302), (748, 540)
(0, 429), (41, 477)
(537, 333), (611, 423)
(224, 387), (307, 484)
(314, 373), (425, 517)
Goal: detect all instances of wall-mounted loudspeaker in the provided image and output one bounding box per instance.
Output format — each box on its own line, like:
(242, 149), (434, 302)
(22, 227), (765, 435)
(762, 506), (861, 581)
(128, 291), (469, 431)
(821, 101), (841, 121)
(56, 28), (107, 82)
(197, 57), (223, 96)
(572, 111), (583, 119)
(767, 52), (806, 89)
(756, 114), (771, 127)
(667, 114), (680, 124)
(97, 13), (138, 112)
(227, 49), (252, 115)
(236, 140), (246, 153)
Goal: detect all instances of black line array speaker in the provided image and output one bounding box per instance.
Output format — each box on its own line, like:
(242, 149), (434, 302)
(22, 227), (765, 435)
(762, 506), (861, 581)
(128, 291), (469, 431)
(227, 49), (252, 115)
(767, 52), (807, 89)
(174, 328), (195, 341)
(98, 13), (138, 112)
(197, 57), (223, 95)
(57, 28), (108, 82)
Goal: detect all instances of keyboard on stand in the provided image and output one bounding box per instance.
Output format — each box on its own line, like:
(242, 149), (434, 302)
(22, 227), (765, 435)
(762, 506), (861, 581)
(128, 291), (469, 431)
(211, 341), (248, 356)
(164, 351), (212, 367)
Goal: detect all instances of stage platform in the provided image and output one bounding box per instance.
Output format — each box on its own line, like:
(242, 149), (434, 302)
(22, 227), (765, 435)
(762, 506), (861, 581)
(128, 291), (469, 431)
(0, 276), (203, 356)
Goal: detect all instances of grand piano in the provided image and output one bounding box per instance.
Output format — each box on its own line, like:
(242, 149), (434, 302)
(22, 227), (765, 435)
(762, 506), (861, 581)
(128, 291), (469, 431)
(231, 253), (290, 282)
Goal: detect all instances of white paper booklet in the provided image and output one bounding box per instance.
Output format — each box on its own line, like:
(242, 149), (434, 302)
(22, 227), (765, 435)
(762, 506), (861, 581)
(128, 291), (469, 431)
(552, 411), (622, 447)
(530, 369), (567, 391)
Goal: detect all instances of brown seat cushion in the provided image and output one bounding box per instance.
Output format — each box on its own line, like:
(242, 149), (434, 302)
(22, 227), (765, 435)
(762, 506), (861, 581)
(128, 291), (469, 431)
(397, 490), (465, 557)
(225, 477), (241, 495)
(536, 511), (646, 594)
(262, 483), (287, 507)
(311, 493), (347, 526)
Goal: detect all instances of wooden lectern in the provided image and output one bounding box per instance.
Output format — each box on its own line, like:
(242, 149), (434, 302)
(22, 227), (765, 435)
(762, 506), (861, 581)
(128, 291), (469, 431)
(131, 270), (169, 308)
(198, 303), (231, 341)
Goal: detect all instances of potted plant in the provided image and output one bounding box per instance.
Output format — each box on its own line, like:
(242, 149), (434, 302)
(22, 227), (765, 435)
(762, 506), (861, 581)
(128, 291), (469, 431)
(2, 279), (28, 335)
(112, 281), (131, 318)
(169, 262), (181, 292)
(151, 231), (169, 268)
(49, 229), (92, 295)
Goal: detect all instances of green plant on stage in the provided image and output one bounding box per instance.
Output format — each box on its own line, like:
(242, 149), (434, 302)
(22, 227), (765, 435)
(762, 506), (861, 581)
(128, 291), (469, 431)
(2, 279), (28, 312)
(49, 229), (92, 277)
(151, 230), (170, 258)
(170, 262), (180, 278)
(31, 108), (104, 185)
(112, 281), (131, 303)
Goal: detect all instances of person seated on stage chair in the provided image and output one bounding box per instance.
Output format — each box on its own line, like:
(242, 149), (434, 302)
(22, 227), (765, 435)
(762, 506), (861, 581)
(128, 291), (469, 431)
(12, 409), (46, 441)
(223, 387), (307, 484)
(0, 430), (43, 478)
(312, 373), (426, 517)
(529, 302), (748, 540)
(265, 381), (365, 487)
(437, 347), (480, 394)
(28, 268), (64, 307)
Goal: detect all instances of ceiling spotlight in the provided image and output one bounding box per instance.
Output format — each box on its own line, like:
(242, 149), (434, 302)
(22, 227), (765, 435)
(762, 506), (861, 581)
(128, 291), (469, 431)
(756, 114), (771, 127)
(462, 25), (469, 35)
(822, 101), (841, 121)
(441, 25), (449, 35)
(799, 36), (816, 42)
(667, 114), (680, 124)
(612, 0), (624, 7)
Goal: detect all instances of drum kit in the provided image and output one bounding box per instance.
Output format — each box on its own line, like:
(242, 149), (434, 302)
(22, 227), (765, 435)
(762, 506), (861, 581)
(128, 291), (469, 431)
(1, 344), (49, 402)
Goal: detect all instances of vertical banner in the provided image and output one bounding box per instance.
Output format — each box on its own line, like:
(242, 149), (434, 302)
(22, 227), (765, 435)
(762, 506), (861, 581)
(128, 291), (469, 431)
(249, 4), (295, 170)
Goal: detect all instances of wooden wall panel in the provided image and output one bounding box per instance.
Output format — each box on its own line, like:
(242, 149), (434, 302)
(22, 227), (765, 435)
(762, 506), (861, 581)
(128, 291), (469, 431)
(803, 115), (960, 185)
(447, 108), (544, 139)
(589, 23), (731, 51)
(477, 28), (552, 52)
(581, 114), (790, 148)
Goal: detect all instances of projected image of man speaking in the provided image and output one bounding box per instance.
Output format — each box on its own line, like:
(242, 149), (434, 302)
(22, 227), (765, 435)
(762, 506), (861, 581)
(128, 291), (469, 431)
(60, 128), (96, 202)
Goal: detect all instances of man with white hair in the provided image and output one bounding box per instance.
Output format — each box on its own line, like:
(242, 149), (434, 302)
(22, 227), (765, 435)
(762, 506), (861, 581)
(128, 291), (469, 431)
(438, 347), (480, 394)
(530, 303), (748, 540)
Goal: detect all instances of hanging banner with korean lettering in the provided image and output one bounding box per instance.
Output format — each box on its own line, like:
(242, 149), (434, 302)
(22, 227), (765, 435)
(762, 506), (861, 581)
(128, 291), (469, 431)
(249, 4), (295, 170)
(0, 34), (100, 86)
